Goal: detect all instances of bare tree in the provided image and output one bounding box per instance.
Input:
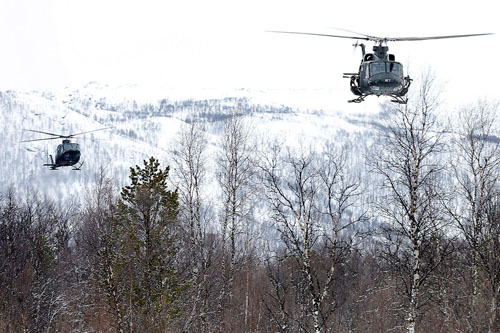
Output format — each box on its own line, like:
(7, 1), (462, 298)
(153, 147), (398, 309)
(448, 101), (500, 330)
(482, 197), (500, 331)
(75, 168), (125, 332)
(169, 120), (215, 332)
(370, 71), (450, 333)
(260, 143), (364, 332)
(216, 110), (255, 330)
(0, 187), (75, 332)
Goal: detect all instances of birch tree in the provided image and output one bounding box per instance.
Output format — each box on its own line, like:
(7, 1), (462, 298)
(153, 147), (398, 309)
(216, 110), (255, 330)
(76, 168), (125, 332)
(449, 101), (500, 331)
(170, 120), (215, 332)
(482, 197), (500, 332)
(0, 188), (73, 332)
(371, 71), (449, 333)
(261, 143), (364, 332)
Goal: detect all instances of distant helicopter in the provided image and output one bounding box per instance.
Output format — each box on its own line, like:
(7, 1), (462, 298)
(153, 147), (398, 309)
(268, 30), (493, 103)
(22, 128), (108, 170)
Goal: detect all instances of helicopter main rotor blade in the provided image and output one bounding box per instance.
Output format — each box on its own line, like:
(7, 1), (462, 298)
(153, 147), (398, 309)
(23, 129), (65, 138)
(21, 137), (62, 143)
(327, 28), (494, 42)
(268, 30), (494, 44)
(22, 127), (111, 142)
(327, 27), (378, 39)
(267, 30), (373, 41)
(388, 32), (494, 42)
(67, 127), (111, 138)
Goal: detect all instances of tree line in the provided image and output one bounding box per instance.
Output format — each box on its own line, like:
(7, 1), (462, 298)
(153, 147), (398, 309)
(1, 73), (500, 332)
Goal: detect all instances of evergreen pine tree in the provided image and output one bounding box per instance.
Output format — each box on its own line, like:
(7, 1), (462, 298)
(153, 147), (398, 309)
(116, 156), (187, 331)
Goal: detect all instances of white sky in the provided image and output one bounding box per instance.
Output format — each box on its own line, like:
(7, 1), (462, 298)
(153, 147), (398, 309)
(0, 0), (498, 107)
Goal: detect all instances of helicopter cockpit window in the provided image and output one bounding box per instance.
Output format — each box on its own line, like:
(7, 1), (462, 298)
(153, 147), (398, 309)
(388, 62), (402, 76)
(369, 63), (386, 76)
(369, 62), (403, 77)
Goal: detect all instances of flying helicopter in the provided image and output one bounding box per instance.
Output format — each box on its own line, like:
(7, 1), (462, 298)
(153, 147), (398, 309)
(21, 128), (109, 170)
(268, 30), (493, 103)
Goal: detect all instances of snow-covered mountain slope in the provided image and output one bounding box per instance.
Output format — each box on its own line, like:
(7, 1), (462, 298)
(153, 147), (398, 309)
(0, 83), (384, 202)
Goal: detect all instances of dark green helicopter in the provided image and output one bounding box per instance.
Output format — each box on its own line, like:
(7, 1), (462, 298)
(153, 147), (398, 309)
(22, 128), (108, 170)
(268, 30), (493, 103)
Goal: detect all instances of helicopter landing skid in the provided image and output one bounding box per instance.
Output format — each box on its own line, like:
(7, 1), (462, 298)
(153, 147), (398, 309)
(348, 96), (365, 103)
(348, 95), (408, 104)
(390, 96), (408, 104)
(72, 161), (84, 171)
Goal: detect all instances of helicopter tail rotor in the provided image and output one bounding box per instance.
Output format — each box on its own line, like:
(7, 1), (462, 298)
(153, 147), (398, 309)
(352, 41), (358, 55)
(352, 42), (366, 57)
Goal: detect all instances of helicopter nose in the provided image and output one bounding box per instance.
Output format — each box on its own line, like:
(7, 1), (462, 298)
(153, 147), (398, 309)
(369, 74), (402, 88)
(370, 75), (395, 87)
(367, 73), (404, 95)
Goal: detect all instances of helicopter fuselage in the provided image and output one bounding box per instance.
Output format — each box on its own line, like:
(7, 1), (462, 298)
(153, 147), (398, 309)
(54, 139), (81, 167)
(358, 61), (407, 95)
(347, 45), (411, 103)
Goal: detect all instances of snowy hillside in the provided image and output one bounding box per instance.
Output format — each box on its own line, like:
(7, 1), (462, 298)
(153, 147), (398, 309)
(0, 83), (384, 204)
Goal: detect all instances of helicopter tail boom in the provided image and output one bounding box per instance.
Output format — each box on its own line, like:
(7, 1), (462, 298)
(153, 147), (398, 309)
(43, 155), (57, 170)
